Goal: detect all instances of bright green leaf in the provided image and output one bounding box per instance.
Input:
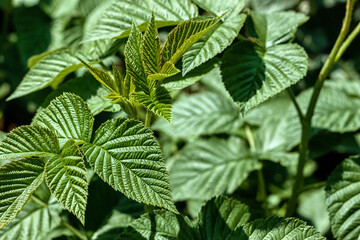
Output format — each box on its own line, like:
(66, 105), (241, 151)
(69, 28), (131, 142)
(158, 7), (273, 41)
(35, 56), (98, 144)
(326, 156), (360, 240)
(45, 140), (88, 225)
(0, 126), (59, 160)
(228, 217), (325, 239)
(33, 93), (94, 146)
(131, 87), (172, 123)
(148, 62), (180, 81)
(182, 14), (246, 75)
(0, 158), (45, 227)
(170, 137), (261, 201)
(221, 41), (308, 112)
(7, 50), (87, 101)
(198, 196), (251, 240)
(81, 118), (177, 213)
(142, 14), (161, 75)
(161, 15), (222, 68)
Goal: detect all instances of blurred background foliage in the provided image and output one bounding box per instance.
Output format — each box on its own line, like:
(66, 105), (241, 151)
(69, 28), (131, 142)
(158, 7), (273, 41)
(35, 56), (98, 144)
(0, 0), (360, 239)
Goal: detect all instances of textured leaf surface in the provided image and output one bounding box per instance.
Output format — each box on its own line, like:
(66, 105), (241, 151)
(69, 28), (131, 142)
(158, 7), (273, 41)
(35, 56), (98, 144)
(0, 197), (62, 240)
(142, 14), (161, 75)
(81, 118), (176, 212)
(182, 15), (246, 75)
(0, 126), (59, 160)
(326, 156), (360, 240)
(250, 11), (308, 47)
(228, 217), (325, 239)
(125, 24), (148, 93)
(132, 87), (172, 123)
(0, 158), (45, 227)
(45, 140), (87, 224)
(121, 210), (198, 240)
(7, 50), (87, 100)
(199, 196), (251, 240)
(161, 15), (222, 67)
(153, 90), (242, 138)
(192, 0), (244, 17)
(170, 137), (261, 201)
(33, 93), (94, 146)
(86, 0), (198, 41)
(221, 41), (308, 112)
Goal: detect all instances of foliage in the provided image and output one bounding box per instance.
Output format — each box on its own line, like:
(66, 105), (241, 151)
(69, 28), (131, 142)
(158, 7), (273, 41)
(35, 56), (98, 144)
(1, 0), (360, 239)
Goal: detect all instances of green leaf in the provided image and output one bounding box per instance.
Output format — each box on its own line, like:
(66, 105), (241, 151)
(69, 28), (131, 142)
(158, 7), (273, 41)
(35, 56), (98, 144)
(170, 137), (261, 201)
(325, 156), (360, 240)
(153, 90), (242, 138)
(221, 41), (308, 112)
(45, 140), (87, 225)
(131, 87), (172, 123)
(0, 196), (62, 240)
(228, 217), (325, 239)
(182, 14), (246, 75)
(121, 210), (198, 240)
(33, 93), (94, 146)
(86, 0), (198, 41)
(250, 0), (299, 13)
(0, 158), (45, 227)
(160, 15), (222, 68)
(81, 118), (177, 213)
(198, 196), (251, 240)
(148, 62), (180, 81)
(249, 11), (309, 48)
(0, 126), (60, 160)
(7, 50), (87, 101)
(192, 0), (244, 18)
(142, 14), (161, 75)
(125, 23), (148, 93)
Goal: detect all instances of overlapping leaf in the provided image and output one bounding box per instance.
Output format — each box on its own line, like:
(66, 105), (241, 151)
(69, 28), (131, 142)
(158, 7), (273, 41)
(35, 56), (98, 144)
(45, 140), (88, 224)
(326, 156), (360, 240)
(33, 93), (94, 146)
(81, 118), (177, 212)
(0, 158), (45, 227)
(192, 0), (244, 18)
(221, 41), (308, 112)
(86, 0), (198, 41)
(132, 87), (172, 123)
(142, 14), (161, 75)
(0, 126), (59, 160)
(170, 137), (261, 201)
(198, 196), (251, 240)
(182, 14), (246, 75)
(7, 50), (87, 101)
(227, 217), (325, 239)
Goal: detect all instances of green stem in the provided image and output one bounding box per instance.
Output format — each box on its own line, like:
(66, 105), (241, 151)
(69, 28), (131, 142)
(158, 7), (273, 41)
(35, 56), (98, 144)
(30, 195), (48, 208)
(145, 110), (152, 128)
(287, 88), (304, 122)
(62, 221), (88, 240)
(335, 22), (360, 62)
(285, 0), (357, 217)
(144, 204), (154, 214)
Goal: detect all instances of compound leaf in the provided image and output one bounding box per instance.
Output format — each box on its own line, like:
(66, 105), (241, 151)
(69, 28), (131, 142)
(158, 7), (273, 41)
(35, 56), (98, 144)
(7, 50), (87, 101)
(142, 14), (161, 75)
(221, 41), (307, 112)
(227, 217), (325, 239)
(198, 196), (251, 240)
(131, 87), (172, 123)
(0, 158), (45, 227)
(326, 156), (360, 240)
(0, 126), (59, 160)
(161, 15), (223, 67)
(182, 14), (246, 75)
(33, 93), (94, 146)
(81, 118), (177, 213)
(45, 140), (88, 225)
(170, 137), (261, 201)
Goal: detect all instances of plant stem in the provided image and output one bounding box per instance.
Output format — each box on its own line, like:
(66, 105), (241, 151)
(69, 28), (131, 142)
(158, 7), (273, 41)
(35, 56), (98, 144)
(62, 221), (88, 240)
(335, 22), (360, 62)
(287, 88), (304, 122)
(285, 0), (357, 217)
(30, 195), (48, 208)
(145, 110), (152, 128)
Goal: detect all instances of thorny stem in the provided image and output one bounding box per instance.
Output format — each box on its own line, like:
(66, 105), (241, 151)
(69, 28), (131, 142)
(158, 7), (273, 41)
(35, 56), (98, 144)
(245, 125), (269, 216)
(285, 0), (358, 217)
